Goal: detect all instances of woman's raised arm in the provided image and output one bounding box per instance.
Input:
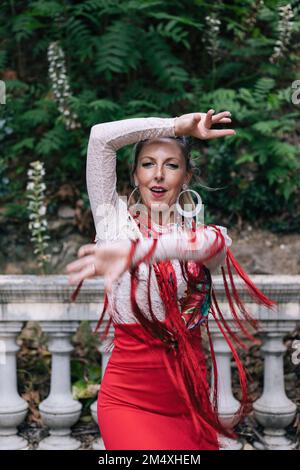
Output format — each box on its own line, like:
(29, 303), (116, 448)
(86, 116), (176, 243)
(86, 110), (234, 245)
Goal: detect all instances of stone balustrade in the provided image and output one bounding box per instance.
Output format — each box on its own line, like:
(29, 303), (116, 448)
(0, 275), (299, 450)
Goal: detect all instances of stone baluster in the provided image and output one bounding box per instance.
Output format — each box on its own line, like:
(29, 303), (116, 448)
(253, 321), (297, 450)
(90, 320), (114, 450)
(208, 320), (243, 450)
(38, 321), (82, 450)
(0, 322), (28, 449)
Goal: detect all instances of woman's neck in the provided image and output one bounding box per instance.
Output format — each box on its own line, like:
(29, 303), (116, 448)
(130, 201), (193, 233)
(146, 207), (178, 227)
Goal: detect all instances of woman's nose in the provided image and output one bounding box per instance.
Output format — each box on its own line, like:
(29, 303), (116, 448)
(154, 166), (164, 180)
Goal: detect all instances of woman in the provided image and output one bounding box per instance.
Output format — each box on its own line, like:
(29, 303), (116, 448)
(66, 111), (276, 450)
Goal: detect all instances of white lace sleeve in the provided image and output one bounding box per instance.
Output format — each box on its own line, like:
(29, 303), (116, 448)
(131, 225), (232, 273)
(86, 117), (176, 245)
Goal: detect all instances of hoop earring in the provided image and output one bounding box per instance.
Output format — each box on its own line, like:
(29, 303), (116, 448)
(127, 184), (141, 209)
(175, 187), (202, 218)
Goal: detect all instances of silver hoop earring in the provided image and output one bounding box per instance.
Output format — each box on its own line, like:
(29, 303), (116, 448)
(127, 184), (141, 209)
(175, 187), (202, 218)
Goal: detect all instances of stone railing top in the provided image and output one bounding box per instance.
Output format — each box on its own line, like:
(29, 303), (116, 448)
(0, 275), (299, 323)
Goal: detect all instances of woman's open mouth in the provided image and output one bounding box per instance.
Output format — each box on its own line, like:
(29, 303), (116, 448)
(149, 186), (168, 199)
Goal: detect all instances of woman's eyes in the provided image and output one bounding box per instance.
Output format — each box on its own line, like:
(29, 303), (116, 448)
(142, 162), (178, 169)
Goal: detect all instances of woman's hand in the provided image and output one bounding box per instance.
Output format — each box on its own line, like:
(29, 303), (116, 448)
(65, 239), (132, 293)
(175, 110), (236, 139)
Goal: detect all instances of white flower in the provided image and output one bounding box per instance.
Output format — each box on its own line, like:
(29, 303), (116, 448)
(270, 3), (294, 63)
(39, 206), (46, 216)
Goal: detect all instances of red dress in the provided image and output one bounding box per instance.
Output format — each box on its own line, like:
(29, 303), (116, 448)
(97, 321), (219, 450)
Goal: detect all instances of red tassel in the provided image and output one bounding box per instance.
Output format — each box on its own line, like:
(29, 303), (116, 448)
(226, 248), (277, 309)
(93, 292), (111, 340)
(225, 257), (260, 330)
(68, 234), (115, 343)
(70, 279), (84, 302)
(210, 301), (250, 422)
(205, 319), (218, 414)
(93, 238), (141, 340)
(220, 264), (262, 346)
(69, 236), (97, 303)
(211, 288), (250, 351)
(186, 223), (226, 265)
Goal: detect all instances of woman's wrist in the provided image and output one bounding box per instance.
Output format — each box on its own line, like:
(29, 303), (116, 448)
(174, 116), (180, 137)
(174, 116), (185, 137)
(130, 238), (158, 267)
(174, 115), (190, 137)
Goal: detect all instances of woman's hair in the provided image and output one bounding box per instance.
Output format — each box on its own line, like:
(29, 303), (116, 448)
(130, 136), (221, 215)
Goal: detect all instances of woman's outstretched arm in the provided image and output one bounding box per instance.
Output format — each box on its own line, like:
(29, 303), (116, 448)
(66, 224), (232, 291)
(130, 224), (231, 272)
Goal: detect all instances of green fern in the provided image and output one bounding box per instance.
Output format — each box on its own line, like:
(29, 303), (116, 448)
(36, 126), (66, 156)
(95, 20), (141, 77)
(143, 33), (189, 88)
(11, 13), (45, 41)
(149, 21), (190, 49)
(65, 17), (95, 62)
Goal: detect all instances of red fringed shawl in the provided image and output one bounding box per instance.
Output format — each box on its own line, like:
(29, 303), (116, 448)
(70, 218), (276, 444)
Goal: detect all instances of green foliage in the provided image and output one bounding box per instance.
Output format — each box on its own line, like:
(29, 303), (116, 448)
(198, 75), (300, 227)
(71, 321), (102, 410)
(0, 0), (299, 232)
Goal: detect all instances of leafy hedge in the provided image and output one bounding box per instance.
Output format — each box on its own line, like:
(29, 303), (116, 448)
(1, 0), (300, 232)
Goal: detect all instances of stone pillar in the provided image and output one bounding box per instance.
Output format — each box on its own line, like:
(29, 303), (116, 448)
(253, 322), (297, 450)
(38, 321), (82, 450)
(90, 321), (114, 451)
(209, 325), (243, 450)
(0, 322), (28, 449)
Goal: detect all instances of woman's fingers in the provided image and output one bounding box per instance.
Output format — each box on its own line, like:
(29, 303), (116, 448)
(66, 254), (96, 274)
(218, 118), (231, 123)
(68, 263), (97, 285)
(204, 109), (215, 128)
(207, 129), (236, 139)
(78, 243), (97, 258)
(212, 111), (231, 122)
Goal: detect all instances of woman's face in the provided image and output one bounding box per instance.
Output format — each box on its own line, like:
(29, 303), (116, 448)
(133, 138), (192, 216)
